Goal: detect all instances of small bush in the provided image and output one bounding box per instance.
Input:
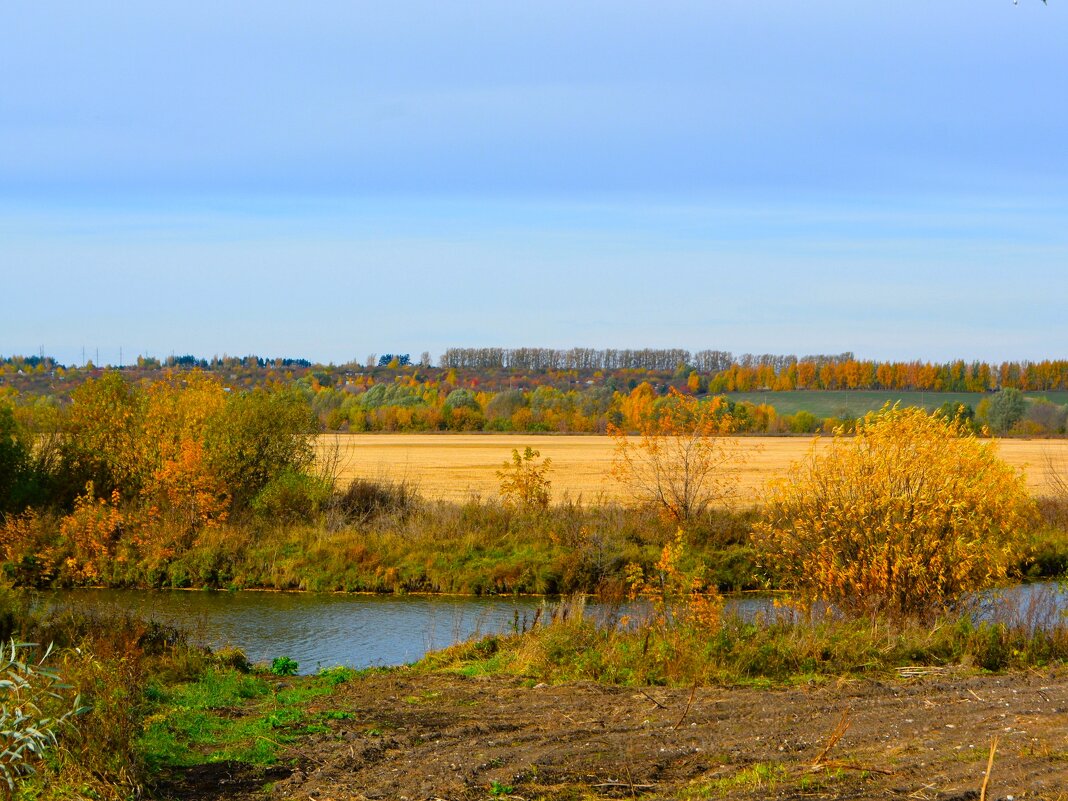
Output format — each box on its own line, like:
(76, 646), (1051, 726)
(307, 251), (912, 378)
(497, 447), (552, 511)
(333, 477), (417, 522)
(0, 641), (82, 793)
(251, 470), (332, 522)
(609, 389), (741, 524)
(316, 665), (356, 685)
(213, 646), (252, 673)
(270, 656), (299, 676)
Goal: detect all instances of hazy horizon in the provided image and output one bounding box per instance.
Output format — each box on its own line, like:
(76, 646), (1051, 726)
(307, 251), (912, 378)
(3, 2), (1066, 365)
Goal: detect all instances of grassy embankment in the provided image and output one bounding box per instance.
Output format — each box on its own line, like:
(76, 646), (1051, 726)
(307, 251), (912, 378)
(19, 494), (764, 594)
(13, 456), (1068, 597)
(423, 593), (1068, 687)
(2, 588), (374, 801)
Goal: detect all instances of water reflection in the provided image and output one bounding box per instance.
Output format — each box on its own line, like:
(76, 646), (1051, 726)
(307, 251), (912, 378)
(43, 581), (1065, 674)
(45, 590), (546, 674)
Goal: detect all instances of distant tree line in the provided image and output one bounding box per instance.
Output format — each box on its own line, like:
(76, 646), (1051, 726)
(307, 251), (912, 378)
(163, 354), (313, 370)
(437, 347), (847, 372)
(6, 350), (1068, 394)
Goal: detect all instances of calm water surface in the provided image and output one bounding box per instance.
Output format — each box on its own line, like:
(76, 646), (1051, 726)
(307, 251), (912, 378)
(44, 583), (1064, 674)
(46, 590), (550, 674)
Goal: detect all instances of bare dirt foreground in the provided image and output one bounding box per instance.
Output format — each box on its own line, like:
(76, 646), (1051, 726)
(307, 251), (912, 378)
(171, 669), (1068, 801)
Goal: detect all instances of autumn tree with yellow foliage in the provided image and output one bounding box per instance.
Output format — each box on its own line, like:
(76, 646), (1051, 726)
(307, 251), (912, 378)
(753, 405), (1036, 620)
(0, 370), (322, 586)
(140, 372), (230, 544)
(610, 389), (740, 523)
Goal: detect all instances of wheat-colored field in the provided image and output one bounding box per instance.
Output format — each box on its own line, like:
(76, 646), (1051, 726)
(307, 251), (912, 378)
(317, 434), (1068, 504)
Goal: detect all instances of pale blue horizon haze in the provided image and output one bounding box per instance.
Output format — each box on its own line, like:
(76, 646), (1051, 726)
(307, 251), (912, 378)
(2, 1), (1066, 367)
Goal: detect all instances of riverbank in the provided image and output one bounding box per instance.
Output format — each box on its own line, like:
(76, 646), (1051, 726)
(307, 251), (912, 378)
(12, 495), (1068, 596)
(6, 500), (766, 594)
(17, 590), (1068, 801)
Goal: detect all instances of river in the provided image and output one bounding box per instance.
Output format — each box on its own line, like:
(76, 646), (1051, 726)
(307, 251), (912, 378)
(43, 582), (1066, 674)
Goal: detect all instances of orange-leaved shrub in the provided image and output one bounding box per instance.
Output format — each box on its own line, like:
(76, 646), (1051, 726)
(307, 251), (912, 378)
(753, 404), (1035, 620)
(610, 388), (740, 524)
(624, 529), (723, 633)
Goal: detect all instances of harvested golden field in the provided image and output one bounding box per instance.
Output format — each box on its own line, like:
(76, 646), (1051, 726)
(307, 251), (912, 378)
(318, 434), (1068, 504)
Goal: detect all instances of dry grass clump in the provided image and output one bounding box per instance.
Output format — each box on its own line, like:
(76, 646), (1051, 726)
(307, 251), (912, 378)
(330, 476), (420, 525)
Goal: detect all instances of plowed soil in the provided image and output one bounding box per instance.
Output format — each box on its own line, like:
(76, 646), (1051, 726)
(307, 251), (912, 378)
(164, 668), (1068, 801)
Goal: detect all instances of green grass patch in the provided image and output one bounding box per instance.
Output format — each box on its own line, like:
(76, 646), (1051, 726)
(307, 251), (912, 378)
(724, 389), (1068, 418)
(683, 762), (790, 797)
(139, 665), (356, 771)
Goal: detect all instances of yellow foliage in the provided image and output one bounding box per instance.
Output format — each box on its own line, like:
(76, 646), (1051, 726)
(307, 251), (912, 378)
(146, 438), (229, 537)
(610, 389), (740, 523)
(753, 404), (1036, 619)
(140, 372), (229, 540)
(59, 483), (126, 583)
(0, 510), (57, 583)
(626, 529), (722, 632)
(619, 382), (657, 430)
(66, 373), (145, 494)
(497, 447), (552, 510)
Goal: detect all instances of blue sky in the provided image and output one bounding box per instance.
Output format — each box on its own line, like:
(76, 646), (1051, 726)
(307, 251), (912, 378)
(2, 1), (1066, 366)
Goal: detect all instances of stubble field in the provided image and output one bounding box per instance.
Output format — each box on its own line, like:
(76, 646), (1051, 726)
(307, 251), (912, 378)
(318, 433), (1068, 504)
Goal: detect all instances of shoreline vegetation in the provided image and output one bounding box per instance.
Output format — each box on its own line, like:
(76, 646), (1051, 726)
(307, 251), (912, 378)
(5, 493), (1067, 595)
(13, 586), (1068, 800)
(4, 368), (1068, 798)
(1, 369), (1067, 595)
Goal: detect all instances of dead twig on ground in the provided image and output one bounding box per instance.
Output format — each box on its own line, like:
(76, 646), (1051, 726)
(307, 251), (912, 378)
(671, 684), (697, 730)
(811, 711), (851, 767)
(806, 711), (895, 777)
(636, 689), (667, 709)
(980, 735), (999, 801)
(896, 666), (950, 678)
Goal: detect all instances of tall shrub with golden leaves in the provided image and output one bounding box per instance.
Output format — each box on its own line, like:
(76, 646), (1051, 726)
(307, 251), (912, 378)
(140, 372), (229, 543)
(753, 404), (1035, 620)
